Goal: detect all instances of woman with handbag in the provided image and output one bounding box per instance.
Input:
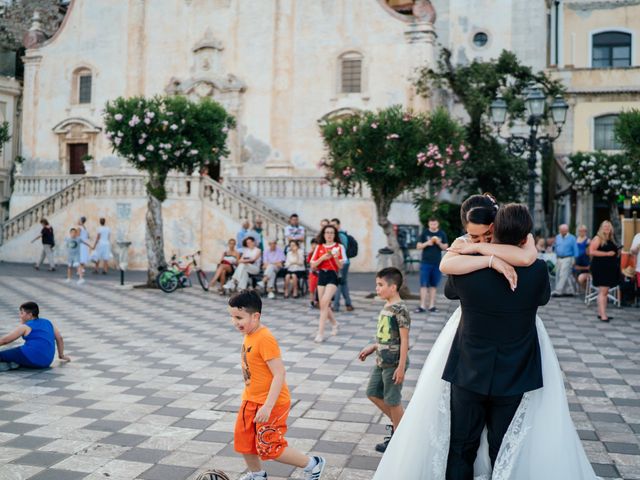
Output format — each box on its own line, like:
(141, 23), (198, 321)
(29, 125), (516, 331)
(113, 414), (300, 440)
(211, 238), (241, 294)
(309, 225), (344, 342)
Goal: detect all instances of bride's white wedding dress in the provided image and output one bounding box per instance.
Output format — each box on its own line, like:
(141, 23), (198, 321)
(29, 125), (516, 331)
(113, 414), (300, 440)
(373, 308), (599, 480)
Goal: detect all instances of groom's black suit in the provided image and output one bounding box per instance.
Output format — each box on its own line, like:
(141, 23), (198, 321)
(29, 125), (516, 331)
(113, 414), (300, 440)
(443, 259), (550, 480)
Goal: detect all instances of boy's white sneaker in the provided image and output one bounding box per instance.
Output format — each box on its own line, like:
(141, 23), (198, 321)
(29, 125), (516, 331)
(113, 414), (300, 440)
(267, 291), (275, 299)
(238, 472), (267, 480)
(77, 278), (85, 285)
(304, 456), (326, 480)
(64, 278), (72, 283)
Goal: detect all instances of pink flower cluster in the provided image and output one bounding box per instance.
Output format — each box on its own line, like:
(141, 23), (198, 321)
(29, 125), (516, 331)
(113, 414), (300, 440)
(417, 143), (469, 169)
(342, 166), (356, 177)
(386, 133), (400, 140)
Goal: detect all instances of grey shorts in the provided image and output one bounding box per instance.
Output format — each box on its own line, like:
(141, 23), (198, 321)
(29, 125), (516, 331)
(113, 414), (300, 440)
(366, 365), (405, 406)
(67, 251), (80, 267)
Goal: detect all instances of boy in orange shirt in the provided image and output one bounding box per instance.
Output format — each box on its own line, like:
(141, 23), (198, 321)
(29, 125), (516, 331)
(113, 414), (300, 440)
(229, 290), (326, 480)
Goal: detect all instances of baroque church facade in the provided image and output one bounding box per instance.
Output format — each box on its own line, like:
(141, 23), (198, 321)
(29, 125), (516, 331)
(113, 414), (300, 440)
(2, 0), (549, 270)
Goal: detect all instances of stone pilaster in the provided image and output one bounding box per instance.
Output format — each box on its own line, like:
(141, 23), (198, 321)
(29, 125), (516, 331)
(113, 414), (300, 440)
(404, 1), (436, 112)
(265, 0), (295, 175)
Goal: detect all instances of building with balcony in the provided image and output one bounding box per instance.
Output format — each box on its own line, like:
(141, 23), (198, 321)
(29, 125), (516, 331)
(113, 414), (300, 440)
(549, 0), (640, 232)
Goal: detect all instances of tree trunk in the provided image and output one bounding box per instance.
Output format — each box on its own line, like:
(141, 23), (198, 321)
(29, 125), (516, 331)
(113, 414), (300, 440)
(609, 200), (622, 243)
(375, 195), (412, 298)
(145, 176), (167, 286)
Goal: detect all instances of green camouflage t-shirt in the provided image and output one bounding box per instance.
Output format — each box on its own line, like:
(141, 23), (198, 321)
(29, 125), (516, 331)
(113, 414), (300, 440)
(375, 302), (411, 368)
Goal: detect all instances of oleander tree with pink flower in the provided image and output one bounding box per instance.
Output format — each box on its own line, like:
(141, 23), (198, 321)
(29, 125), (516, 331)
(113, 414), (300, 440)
(104, 95), (235, 285)
(319, 105), (467, 271)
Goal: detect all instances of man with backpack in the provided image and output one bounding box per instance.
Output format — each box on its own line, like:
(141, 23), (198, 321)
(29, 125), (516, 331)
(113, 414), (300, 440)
(331, 218), (357, 312)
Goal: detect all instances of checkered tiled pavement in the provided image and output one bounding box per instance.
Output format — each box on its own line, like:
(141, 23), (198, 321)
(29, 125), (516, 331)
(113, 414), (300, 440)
(0, 271), (638, 479)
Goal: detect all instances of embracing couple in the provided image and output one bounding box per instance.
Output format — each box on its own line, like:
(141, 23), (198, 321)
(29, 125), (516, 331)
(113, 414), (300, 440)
(374, 195), (598, 480)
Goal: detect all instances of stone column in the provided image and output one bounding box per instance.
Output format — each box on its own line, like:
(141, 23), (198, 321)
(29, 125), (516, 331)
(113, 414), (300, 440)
(265, 0), (295, 175)
(222, 92), (244, 178)
(404, 0), (436, 112)
(20, 54), (42, 170)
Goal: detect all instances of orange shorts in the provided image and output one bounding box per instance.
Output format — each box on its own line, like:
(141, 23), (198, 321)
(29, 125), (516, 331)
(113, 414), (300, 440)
(234, 400), (290, 460)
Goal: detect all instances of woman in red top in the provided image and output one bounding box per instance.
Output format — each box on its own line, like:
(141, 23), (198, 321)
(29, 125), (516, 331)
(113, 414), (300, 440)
(310, 225), (344, 342)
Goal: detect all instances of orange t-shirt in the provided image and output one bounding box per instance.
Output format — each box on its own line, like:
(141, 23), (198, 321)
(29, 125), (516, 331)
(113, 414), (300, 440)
(241, 326), (290, 406)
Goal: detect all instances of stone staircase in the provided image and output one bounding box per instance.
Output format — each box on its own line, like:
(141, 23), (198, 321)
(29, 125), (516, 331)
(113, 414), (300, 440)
(1, 174), (318, 247)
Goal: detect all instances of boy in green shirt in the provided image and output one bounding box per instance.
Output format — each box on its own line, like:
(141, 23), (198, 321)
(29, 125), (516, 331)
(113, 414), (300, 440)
(359, 267), (411, 453)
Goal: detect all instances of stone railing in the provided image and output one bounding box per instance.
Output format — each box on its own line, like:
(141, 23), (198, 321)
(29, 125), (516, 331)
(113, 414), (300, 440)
(1, 178), (87, 244)
(13, 175), (199, 200)
(13, 175), (82, 196)
(4, 174), (319, 245)
(202, 177), (318, 243)
(226, 176), (416, 203)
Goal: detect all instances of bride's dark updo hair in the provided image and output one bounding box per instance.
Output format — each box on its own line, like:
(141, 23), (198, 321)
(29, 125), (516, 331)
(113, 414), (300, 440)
(460, 193), (499, 227)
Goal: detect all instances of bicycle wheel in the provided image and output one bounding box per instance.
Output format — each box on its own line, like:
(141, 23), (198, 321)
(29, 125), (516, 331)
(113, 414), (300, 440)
(157, 270), (179, 293)
(197, 270), (210, 291)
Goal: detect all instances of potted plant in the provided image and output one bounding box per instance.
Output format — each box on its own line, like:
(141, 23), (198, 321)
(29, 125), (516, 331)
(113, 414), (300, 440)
(81, 154), (94, 175)
(13, 155), (24, 175)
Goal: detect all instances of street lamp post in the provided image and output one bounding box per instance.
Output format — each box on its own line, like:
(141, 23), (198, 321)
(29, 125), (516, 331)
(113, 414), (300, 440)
(489, 85), (569, 226)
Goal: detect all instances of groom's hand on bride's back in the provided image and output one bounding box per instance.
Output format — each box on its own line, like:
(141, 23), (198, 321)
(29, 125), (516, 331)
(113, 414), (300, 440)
(491, 257), (518, 291)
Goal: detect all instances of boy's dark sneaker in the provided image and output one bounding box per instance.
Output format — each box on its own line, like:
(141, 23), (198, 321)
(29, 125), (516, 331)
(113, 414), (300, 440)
(414, 307), (426, 313)
(375, 424), (394, 453)
(428, 307), (438, 313)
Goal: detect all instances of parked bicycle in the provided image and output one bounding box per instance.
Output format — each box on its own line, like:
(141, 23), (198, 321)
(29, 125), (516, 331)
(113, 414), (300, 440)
(157, 251), (209, 293)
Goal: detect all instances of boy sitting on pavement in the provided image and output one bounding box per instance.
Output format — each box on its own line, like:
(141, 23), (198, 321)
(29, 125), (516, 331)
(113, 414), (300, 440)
(358, 267), (411, 453)
(229, 290), (326, 480)
(0, 301), (70, 370)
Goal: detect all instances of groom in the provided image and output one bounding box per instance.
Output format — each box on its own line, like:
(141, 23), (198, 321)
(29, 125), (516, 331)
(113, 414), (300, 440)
(443, 204), (551, 480)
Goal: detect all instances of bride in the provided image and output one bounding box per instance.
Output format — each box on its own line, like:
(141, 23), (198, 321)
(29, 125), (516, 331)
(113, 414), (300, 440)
(373, 195), (598, 480)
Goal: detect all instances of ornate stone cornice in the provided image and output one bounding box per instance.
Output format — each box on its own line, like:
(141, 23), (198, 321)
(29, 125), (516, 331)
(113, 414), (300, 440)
(52, 117), (102, 134)
(165, 74), (246, 95)
(566, 0), (640, 10)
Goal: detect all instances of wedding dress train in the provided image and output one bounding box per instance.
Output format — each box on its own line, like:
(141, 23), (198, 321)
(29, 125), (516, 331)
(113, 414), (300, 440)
(373, 308), (599, 480)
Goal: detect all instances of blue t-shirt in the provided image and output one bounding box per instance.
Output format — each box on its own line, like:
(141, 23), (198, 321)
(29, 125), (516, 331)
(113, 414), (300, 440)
(419, 229), (448, 264)
(22, 318), (55, 368)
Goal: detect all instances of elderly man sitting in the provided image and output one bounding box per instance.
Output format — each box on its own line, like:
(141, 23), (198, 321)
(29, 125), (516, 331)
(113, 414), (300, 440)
(259, 239), (286, 299)
(552, 224), (578, 297)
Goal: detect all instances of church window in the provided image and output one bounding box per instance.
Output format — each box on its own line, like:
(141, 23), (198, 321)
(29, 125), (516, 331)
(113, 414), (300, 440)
(592, 31), (631, 68)
(594, 114), (621, 151)
(340, 53), (363, 94)
(473, 32), (488, 48)
(78, 74), (92, 103)
(72, 67), (93, 105)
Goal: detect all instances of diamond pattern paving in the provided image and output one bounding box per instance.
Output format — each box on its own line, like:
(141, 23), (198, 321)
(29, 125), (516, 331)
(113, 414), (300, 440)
(0, 269), (639, 479)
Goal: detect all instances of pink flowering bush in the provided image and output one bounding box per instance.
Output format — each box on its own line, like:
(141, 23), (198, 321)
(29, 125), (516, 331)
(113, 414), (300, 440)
(319, 106), (467, 199)
(103, 95), (235, 285)
(319, 105), (467, 276)
(104, 95), (235, 201)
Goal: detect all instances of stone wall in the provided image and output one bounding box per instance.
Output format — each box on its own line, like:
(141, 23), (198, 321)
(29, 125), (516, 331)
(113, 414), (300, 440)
(20, 0), (428, 178)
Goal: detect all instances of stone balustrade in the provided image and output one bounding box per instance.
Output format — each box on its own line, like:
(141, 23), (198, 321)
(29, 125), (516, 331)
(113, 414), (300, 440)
(4, 174), (319, 246)
(202, 176), (318, 243)
(13, 175), (81, 196)
(226, 176), (416, 203)
(2, 178), (86, 244)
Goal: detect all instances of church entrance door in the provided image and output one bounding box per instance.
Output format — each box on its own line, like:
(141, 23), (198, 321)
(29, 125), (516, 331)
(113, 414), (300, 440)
(205, 162), (221, 181)
(69, 143), (88, 174)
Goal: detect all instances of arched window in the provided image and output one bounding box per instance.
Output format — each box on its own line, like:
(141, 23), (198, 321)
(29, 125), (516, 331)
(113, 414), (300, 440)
(72, 67), (92, 104)
(594, 114), (621, 151)
(340, 52), (363, 94)
(592, 31), (632, 68)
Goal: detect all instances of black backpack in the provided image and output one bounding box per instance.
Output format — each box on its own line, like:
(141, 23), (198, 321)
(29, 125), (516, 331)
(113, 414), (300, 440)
(345, 233), (358, 258)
